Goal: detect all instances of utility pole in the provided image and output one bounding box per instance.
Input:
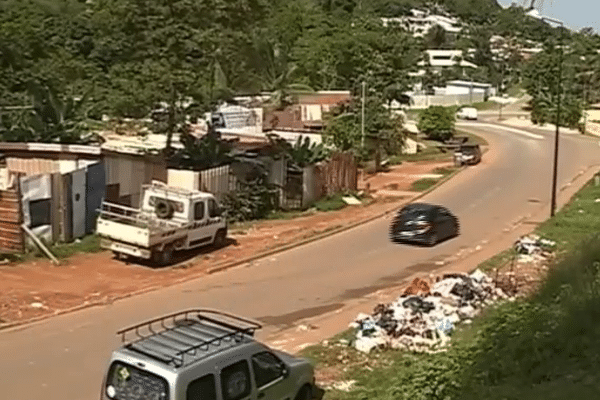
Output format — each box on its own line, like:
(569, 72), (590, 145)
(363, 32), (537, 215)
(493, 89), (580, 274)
(361, 81), (366, 148)
(547, 18), (564, 218)
(529, 0), (561, 218)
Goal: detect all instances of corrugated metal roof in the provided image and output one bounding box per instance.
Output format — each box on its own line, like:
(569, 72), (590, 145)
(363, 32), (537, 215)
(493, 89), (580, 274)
(0, 142), (102, 155)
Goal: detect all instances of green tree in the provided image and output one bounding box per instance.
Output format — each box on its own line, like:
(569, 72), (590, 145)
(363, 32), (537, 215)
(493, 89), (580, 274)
(425, 24), (449, 49)
(324, 95), (404, 171)
(417, 105), (455, 141)
(524, 40), (583, 129)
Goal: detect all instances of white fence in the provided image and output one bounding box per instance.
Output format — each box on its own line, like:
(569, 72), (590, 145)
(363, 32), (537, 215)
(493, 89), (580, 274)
(410, 93), (485, 109)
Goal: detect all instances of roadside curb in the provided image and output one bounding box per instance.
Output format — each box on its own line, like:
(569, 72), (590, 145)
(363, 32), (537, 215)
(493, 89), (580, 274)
(0, 165), (466, 333)
(206, 165), (465, 275)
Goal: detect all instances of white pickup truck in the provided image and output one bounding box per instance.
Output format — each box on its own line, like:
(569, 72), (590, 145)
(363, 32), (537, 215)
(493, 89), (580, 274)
(96, 181), (228, 265)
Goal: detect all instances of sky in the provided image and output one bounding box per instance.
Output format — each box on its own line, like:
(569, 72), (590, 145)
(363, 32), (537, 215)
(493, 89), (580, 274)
(496, 0), (600, 33)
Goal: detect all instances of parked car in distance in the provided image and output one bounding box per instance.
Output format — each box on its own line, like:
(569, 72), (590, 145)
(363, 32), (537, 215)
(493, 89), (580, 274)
(100, 309), (319, 400)
(456, 107), (478, 120)
(390, 203), (460, 246)
(455, 143), (482, 166)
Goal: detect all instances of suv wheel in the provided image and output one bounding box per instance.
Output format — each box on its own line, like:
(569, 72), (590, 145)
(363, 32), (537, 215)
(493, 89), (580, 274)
(294, 385), (312, 400)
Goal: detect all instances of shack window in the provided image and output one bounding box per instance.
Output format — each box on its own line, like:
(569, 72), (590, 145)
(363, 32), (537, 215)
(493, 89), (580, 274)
(29, 198), (51, 228)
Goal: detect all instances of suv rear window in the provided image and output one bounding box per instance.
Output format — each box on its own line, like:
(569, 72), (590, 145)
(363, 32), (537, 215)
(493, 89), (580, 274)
(105, 361), (168, 400)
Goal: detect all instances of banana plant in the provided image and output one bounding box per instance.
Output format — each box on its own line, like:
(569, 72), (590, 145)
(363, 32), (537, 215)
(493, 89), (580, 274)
(1, 82), (99, 144)
(268, 134), (330, 169)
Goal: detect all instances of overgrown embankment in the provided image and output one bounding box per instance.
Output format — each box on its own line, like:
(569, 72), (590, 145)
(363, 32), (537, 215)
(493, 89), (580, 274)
(305, 177), (600, 400)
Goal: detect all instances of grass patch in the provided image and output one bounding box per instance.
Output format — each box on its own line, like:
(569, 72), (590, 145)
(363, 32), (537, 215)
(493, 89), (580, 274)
(410, 167), (457, 191)
(410, 178), (440, 192)
(433, 166), (457, 176)
(456, 130), (489, 146)
(478, 248), (518, 272)
(0, 234), (103, 265)
(305, 173), (600, 400)
(50, 234), (103, 259)
(469, 101), (499, 111)
(313, 193), (349, 212)
(396, 145), (451, 163)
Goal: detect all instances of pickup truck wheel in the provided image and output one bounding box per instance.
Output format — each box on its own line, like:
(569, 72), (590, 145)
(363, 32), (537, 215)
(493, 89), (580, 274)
(152, 247), (173, 266)
(112, 251), (123, 260)
(213, 229), (227, 248)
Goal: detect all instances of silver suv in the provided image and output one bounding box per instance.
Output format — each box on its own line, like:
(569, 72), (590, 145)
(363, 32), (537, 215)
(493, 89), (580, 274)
(100, 309), (317, 400)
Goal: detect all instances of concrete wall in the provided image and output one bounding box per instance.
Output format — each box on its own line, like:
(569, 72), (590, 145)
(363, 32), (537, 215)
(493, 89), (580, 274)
(168, 169), (200, 191)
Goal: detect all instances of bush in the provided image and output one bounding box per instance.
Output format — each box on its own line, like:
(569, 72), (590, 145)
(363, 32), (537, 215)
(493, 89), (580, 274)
(221, 178), (279, 223)
(417, 105), (456, 142)
(313, 193), (347, 212)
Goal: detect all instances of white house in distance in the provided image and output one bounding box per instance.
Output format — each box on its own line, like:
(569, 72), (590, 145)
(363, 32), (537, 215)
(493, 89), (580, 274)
(420, 50), (478, 72)
(445, 80), (495, 99)
(381, 9), (462, 38)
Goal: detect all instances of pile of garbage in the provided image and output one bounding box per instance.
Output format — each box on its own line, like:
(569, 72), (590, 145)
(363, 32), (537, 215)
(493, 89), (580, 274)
(350, 270), (512, 354)
(514, 234), (556, 263)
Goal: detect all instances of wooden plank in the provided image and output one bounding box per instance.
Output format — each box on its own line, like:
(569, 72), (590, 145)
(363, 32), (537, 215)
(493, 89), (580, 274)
(0, 234), (23, 244)
(0, 223), (22, 234)
(0, 192), (19, 200)
(0, 213), (21, 223)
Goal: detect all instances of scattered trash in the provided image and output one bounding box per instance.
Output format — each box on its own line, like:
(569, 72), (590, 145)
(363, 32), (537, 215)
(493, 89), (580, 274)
(402, 278), (431, 296)
(514, 235), (555, 263)
(296, 324), (318, 332)
(350, 270), (512, 353)
(325, 380), (357, 392)
(29, 302), (46, 309)
(342, 196), (362, 205)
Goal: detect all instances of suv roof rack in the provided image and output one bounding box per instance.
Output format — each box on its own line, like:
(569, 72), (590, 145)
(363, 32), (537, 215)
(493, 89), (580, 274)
(116, 309), (262, 368)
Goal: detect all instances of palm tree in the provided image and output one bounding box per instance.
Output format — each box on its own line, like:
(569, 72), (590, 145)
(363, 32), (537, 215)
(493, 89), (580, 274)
(251, 36), (314, 110)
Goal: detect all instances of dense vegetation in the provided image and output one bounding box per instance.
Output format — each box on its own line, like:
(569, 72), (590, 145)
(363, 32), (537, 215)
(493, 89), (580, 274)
(2, 0), (600, 140)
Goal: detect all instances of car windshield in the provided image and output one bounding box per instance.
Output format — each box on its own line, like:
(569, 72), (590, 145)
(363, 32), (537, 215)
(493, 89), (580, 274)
(105, 361), (168, 400)
(400, 207), (433, 220)
(461, 146), (478, 154)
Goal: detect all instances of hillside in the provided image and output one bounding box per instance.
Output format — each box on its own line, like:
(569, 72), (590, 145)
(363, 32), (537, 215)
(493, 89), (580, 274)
(368, 0), (501, 22)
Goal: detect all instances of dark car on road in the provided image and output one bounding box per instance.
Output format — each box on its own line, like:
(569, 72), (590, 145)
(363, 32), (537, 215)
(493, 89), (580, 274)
(390, 203), (460, 246)
(456, 144), (482, 166)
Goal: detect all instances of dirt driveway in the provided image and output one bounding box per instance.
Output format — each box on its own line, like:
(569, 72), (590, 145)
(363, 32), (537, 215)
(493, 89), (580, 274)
(0, 161), (455, 327)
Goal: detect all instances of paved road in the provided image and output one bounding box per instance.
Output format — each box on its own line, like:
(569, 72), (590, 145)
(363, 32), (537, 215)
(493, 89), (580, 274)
(1, 124), (600, 400)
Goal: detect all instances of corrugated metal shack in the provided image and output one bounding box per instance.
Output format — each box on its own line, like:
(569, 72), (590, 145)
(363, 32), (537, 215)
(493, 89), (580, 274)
(0, 143), (167, 246)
